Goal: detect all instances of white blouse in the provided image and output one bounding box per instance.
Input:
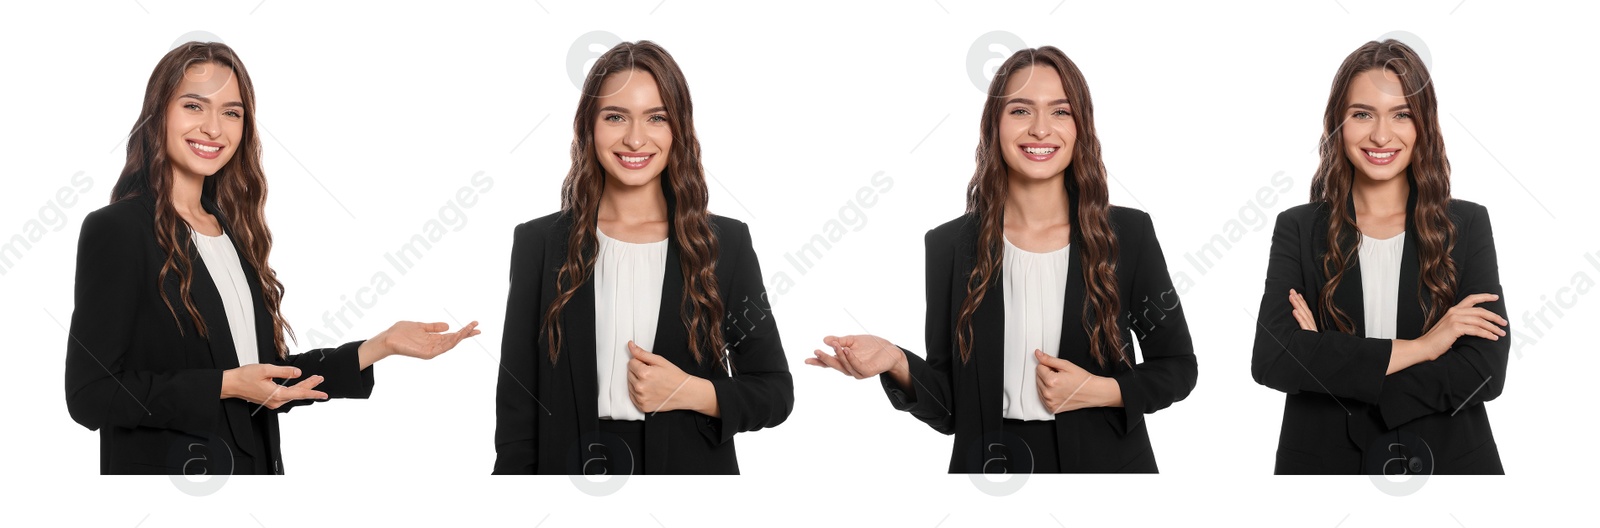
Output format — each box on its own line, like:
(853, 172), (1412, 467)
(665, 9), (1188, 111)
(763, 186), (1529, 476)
(593, 228), (669, 421)
(1359, 232), (1405, 339)
(191, 230), (259, 368)
(1001, 235), (1069, 421)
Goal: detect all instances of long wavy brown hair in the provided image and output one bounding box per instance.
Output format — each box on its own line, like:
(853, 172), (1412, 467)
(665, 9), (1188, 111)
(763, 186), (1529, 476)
(540, 41), (726, 366)
(956, 46), (1125, 368)
(1309, 39), (1456, 334)
(110, 41), (294, 359)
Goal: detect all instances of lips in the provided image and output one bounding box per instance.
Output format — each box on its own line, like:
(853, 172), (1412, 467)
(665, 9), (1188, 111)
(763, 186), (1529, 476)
(614, 152), (655, 171)
(1361, 147), (1399, 166)
(187, 139), (224, 160)
(1018, 143), (1060, 162)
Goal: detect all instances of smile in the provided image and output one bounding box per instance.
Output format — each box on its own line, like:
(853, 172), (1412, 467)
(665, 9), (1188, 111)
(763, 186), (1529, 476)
(1362, 148), (1399, 165)
(187, 139), (224, 160)
(615, 152), (655, 170)
(1019, 144), (1060, 162)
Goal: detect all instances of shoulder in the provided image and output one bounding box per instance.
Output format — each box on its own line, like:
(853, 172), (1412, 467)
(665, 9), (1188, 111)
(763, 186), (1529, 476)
(926, 213), (978, 245)
(1446, 198), (1494, 239)
(512, 211), (569, 245)
(709, 214), (752, 246)
(1447, 198), (1490, 224)
(1272, 201), (1328, 232)
(1108, 205), (1155, 238)
(81, 196), (154, 239)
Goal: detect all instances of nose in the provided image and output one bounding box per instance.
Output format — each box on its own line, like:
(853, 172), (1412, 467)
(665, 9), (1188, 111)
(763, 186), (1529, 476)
(201, 108), (223, 139)
(1030, 113), (1050, 139)
(1369, 116), (1391, 146)
(622, 120), (647, 151)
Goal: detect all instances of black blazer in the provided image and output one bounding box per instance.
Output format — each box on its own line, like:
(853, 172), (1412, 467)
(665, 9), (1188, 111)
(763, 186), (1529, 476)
(492, 203), (793, 475)
(882, 204), (1198, 473)
(1251, 188), (1507, 474)
(64, 193), (373, 475)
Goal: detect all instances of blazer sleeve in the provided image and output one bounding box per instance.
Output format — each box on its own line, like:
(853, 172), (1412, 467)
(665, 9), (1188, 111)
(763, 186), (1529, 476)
(701, 221), (794, 445)
(1375, 204), (1509, 428)
(1250, 209), (1390, 404)
(1109, 211), (1198, 434)
(270, 340), (376, 413)
(493, 222), (544, 473)
(878, 228), (957, 435)
(64, 207), (224, 436)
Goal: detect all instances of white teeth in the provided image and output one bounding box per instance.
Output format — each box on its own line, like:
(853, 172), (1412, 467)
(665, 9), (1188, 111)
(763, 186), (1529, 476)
(1366, 150), (1394, 159)
(1023, 147), (1056, 155)
(188, 141), (220, 153)
(620, 154), (650, 164)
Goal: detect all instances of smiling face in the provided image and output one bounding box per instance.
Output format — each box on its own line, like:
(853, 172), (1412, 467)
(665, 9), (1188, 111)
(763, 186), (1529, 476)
(593, 69), (672, 188)
(1341, 67), (1416, 183)
(163, 61), (244, 181)
(997, 64), (1077, 183)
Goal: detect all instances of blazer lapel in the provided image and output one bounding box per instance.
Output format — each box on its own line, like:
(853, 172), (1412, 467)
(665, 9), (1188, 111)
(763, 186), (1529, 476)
(1396, 188), (1425, 340)
(555, 221), (601, 437)
(180, 209), (261, 459)
(642, 224), (683, 474)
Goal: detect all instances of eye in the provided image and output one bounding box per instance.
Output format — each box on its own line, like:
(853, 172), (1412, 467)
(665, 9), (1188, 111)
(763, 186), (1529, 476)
(1052, 108), (1072, 117)
(1008, 107), (1030, 116)
(1351, 111), (1372, 120)
(648, 114), (668, 123)
(602, 113), (624, 123)
(183, 102), (202, 111)
(224, 109), (243, 119)
(1395, 111), (1413, 120)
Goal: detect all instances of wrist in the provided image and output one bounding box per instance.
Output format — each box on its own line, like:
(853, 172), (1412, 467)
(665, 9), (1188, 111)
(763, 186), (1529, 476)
(219, 368), (237, 400)
(1095, 375), (1124, 408)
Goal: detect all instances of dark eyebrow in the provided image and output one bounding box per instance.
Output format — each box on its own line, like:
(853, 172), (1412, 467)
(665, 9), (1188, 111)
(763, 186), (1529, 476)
(178, 93), (244, 108)
(598, 105), (668, 114)
(1348, 103), (1410, 112)
(1003, 98), (1072, 107)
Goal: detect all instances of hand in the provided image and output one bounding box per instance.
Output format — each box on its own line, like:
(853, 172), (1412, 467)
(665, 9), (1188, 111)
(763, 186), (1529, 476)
(1407, 293), (1508, 360)
(1034, 350), (1121, 412)
(1289, 289), (1317, 332)
(221, 364), (328, 409)
(626, 341), (706, 414)
(361, 320), (482, 368)
(805, 334), (907, 380)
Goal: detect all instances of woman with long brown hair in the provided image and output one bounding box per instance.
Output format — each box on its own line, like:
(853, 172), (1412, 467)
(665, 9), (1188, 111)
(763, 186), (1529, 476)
(1251, 39), (1508, 474)
(64, 41), (480, 475)
(492, 40), (792, 475)
(807, 46), (1197, 473)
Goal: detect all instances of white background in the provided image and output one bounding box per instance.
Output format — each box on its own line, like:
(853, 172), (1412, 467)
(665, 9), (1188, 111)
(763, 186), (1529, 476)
(2, 0), (1595, 525)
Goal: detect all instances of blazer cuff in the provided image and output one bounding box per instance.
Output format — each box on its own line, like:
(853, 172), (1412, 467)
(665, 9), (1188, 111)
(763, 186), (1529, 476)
(701, 377), (736, 445)
(1108, 370), (1146, 436)
(879, 347), (923, 411)
(290, 340), (375, 399)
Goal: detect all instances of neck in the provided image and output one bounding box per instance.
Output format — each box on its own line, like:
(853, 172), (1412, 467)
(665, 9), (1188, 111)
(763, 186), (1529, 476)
(170, 168), (207, 217)
(1003, 171), (1071, 228)
(598, 176), (669, 224)
(1350, 171), (1409, 217)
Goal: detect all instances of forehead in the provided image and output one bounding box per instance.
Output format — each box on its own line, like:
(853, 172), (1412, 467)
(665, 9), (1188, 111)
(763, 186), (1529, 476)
(596, 69), (663, 108)
(1346, 68), (1407, 104)
(173, 62), (240, 101)
(1001, 64), (1066, 99)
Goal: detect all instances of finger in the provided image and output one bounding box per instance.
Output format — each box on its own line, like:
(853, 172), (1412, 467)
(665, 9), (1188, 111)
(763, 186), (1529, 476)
(416, 321), (449, 333)
(277, 386), (330, 402)
(262, 365), (302, 380)
(1463, 318), (1505, 339)
(1463, 307), (1510, 328)
(1032, 349), (1064, 370)
(810, 351), (851, 375)
(1457, 293), (1500, 308)
(290, 375), (325, 391)
(837, 347), (866, 378)
(1292, 306), (1316, 332)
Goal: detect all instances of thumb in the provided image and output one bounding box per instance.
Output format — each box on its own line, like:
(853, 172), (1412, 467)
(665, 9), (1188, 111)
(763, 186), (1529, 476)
(629, 341), (657, 362)
(419, 321), (449, 333)
(1034, 350), (1066, 369)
